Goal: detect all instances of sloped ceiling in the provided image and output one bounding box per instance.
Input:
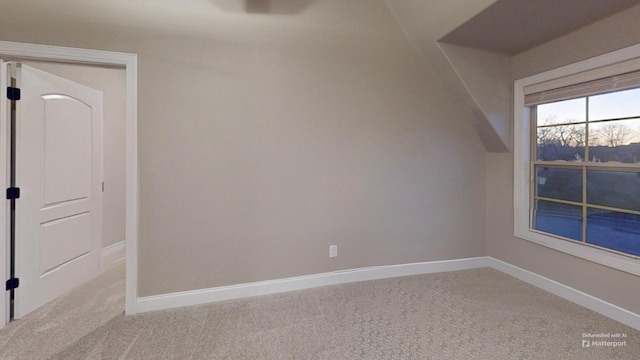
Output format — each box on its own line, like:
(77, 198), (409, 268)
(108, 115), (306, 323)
(383, 0), (510, 152)
(440, 0), (640, 55)
(385, 0), (640, 152)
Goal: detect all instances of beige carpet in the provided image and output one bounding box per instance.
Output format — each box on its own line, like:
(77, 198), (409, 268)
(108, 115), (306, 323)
(0, 262), (638, 359)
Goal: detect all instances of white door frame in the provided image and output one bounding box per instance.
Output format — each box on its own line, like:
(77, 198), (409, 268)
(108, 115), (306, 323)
(0, 41), (139, 329)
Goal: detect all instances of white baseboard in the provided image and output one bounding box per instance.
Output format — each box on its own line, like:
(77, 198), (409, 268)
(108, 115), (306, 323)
(134, 255), (640, 331)
(488, 257), (640, 330)
(136, 256), (492, 313)
(101, 241), (125, 270)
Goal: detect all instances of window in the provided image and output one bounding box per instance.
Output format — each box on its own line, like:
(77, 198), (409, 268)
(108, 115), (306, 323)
(514, 45), (640, 276)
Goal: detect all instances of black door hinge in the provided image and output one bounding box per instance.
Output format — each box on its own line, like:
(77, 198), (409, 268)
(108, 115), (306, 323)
(6, 187), (20, 200)
(6, 278), (19, 291)
(7, 87), (20, 101)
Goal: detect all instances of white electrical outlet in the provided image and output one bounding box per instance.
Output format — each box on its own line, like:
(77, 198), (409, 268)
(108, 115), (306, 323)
(329, 245), (338, 258)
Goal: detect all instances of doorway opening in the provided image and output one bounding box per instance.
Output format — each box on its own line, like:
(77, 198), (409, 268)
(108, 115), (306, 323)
(0, 42), (139, 330)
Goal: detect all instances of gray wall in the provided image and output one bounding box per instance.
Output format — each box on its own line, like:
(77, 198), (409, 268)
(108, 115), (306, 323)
(487, 4), (640, 314)
(0, 0), (487, 297)
(23, 62), (127, 250)
(1, 0), (637, 314)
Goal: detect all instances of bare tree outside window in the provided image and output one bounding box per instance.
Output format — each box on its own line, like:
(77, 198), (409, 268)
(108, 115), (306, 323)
(596, 123), (635, 147)
(537, 116), (585, 161)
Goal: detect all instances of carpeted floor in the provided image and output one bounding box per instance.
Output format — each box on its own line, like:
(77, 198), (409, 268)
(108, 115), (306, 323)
(0, 262), (638, 359)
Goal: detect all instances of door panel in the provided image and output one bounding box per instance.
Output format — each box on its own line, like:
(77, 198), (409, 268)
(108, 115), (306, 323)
(40, 212), (92, 274)
(43, 95), (92, 206)
(14, 63), (103, 318)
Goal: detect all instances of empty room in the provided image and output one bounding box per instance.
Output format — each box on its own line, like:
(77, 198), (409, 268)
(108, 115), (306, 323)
(0, 0), (639, 359)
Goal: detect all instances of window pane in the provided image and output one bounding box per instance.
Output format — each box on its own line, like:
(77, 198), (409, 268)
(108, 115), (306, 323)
(537, 98), (586, 125)
(586, 208), (640, 256)
(587, 169), (640, 212)
(533, 200), (583, 241)
(588, 119), (640, 163)
(536, 124), (585, 161)
(535, 166), (582, 203)
(589, 88), (640, 121)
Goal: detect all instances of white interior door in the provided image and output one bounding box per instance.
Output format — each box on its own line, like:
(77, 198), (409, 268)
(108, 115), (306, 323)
(14, 63), (103, 319)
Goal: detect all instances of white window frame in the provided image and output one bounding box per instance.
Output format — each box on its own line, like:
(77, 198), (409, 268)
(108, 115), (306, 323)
(514, 44), (640, 276)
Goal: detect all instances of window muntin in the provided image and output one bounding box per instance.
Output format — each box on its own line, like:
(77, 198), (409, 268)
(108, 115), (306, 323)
(530, 88), (640, 258)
